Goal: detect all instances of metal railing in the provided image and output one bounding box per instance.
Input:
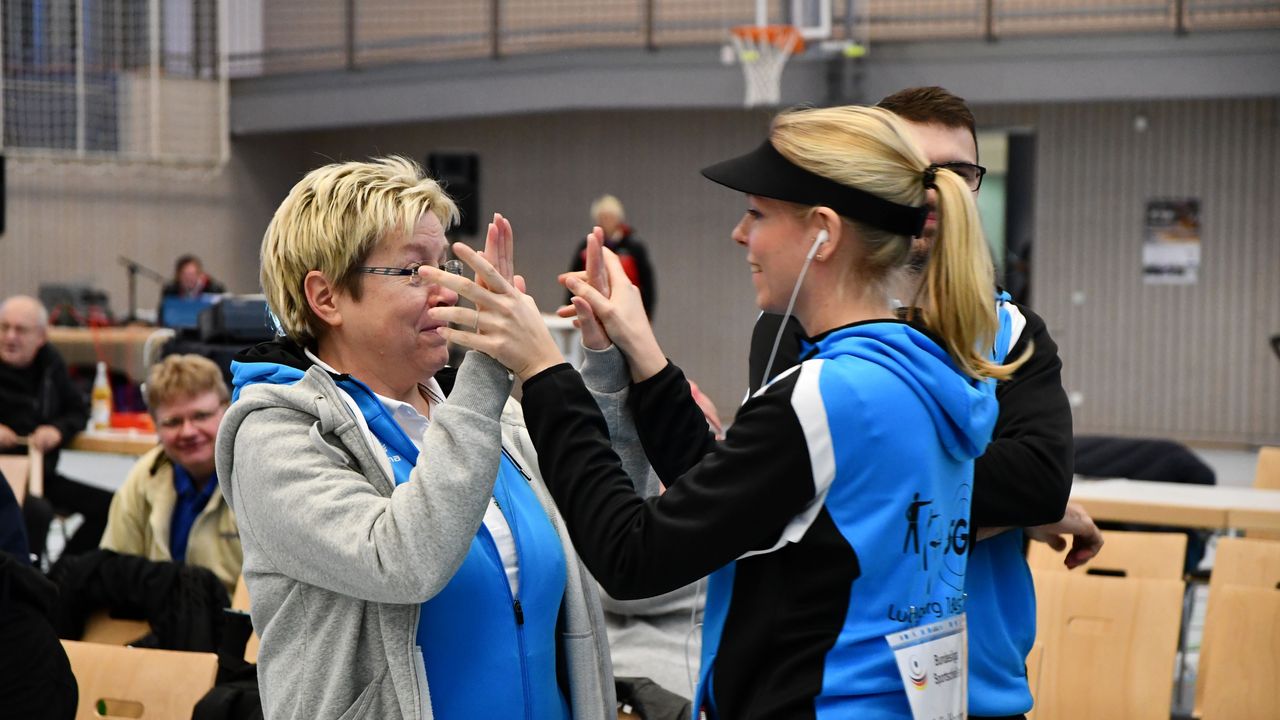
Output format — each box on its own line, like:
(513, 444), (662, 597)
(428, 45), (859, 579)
(228, 0), (1280, 77)
(2, 0), (228, 164)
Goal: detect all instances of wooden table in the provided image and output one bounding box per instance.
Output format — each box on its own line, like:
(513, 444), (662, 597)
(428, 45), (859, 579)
(1071, 478), (1280, 534)
(46, 326), (175, 382)
(69, 429), (159, 456)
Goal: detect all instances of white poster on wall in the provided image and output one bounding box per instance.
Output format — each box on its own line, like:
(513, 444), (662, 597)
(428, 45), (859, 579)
(1143, 199), (1200, 285)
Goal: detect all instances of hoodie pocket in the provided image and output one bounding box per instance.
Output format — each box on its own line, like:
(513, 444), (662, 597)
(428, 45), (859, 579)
(336, 665), (387, 720)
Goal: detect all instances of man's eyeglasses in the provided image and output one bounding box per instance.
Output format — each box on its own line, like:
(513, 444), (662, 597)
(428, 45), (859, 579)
(156, 409), (222, 431)
(356, 260), (464, 288)
(930, 162), (987, 192)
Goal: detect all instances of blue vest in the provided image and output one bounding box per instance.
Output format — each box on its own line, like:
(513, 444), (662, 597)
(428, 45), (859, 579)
(967, 296), (1037, 715)
(340, 378), (569, 720)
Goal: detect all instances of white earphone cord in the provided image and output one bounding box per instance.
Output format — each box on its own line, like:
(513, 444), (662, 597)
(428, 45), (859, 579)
(759, 233), (825, 387)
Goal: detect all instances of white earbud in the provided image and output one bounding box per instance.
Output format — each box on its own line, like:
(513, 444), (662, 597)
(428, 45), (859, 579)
(806, 229), (830, 261)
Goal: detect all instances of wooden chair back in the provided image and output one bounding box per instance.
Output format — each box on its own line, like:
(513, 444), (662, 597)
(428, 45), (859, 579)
(1250, 446), (1280, 540)
(80, 610), (151, 646)
(61, 640), (217, 720)
(232, 574), (259, 663)
(1028, 529), (1186, 579)
(0, 454), (30, 504)
(1199, 584), (1280, 720)
(1027, 570), (1184, 720)
(1195, 536), (1280, 716)
(1255, 446), (1280, 490)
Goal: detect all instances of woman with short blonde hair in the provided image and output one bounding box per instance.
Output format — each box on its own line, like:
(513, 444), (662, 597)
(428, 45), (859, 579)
(217, 156), (616, 720)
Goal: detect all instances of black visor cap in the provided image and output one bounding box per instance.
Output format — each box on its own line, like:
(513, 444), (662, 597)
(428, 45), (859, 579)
(700, 140), (927, 238)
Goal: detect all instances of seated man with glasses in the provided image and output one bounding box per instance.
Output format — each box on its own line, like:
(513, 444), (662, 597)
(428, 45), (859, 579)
(100, 354), (240, 594)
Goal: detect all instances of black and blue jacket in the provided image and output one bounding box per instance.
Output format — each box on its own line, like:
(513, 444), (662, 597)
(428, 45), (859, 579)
(750, 301), (1073, 717)
(523, 319), (998, 717)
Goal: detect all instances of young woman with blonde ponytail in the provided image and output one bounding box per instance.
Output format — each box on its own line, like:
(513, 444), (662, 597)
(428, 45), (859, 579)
(425, 105), (1023, 719)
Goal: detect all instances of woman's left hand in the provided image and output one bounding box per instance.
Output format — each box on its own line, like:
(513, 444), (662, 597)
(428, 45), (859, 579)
(556, 227), (612, 351)
(424, 242), (565, 381)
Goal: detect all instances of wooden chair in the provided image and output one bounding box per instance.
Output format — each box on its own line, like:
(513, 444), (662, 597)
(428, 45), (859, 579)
(0, 453), (31, 504)
(1255, 446), (1280, 490)
(61, 639), (217, 720)
(1250, 447), (1280, 540)
(232, 574), (260, 664)
(80, 610), (151, 646)
(1195, 537), (1280, 716)
(1027, 570), (1184, 720)
(1028, 529), (1187, 580)
(1199, 585), (1280, 719)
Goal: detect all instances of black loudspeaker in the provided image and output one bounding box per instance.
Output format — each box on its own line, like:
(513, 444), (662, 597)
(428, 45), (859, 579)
(427, 152), (480, 236)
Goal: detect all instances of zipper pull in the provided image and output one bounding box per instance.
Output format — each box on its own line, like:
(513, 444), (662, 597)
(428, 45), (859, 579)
(513, 599), (525, 625)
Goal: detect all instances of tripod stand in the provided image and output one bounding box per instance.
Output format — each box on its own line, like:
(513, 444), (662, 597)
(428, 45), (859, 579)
(118, 256), (167, 324)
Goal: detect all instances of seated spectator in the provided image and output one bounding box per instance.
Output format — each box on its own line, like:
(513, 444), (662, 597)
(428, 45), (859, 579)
(0, 472), (78, 720)
(162, 255), (226, 300)
(1, 294), (112, 559)
(100, 354), (240, 594)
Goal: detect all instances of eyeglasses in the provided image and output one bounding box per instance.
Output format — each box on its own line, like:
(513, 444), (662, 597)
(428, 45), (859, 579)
(930, 162), (987, 192)
(156, 409), (222, 431)
(356, 260), (464, 288)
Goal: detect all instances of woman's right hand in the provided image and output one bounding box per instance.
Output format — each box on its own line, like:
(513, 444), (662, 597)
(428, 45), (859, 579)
(564, 246), (667, 383)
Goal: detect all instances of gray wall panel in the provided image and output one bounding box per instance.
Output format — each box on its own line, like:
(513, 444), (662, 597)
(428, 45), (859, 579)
(982, 98), (1280, 446)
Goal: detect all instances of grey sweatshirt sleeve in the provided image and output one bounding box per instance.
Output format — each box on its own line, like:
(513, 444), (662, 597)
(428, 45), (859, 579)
(578, 344), (657, 496)
(219, 351), (512, 605)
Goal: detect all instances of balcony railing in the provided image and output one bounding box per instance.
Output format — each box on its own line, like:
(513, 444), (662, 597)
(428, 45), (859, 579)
(228, 0), (1279, 77)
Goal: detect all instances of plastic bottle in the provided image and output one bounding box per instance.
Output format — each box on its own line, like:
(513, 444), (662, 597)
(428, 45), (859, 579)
(90, 361), (113, 431)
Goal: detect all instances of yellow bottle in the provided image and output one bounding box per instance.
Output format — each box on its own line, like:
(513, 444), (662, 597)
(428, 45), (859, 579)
(91, 361), (113, 431)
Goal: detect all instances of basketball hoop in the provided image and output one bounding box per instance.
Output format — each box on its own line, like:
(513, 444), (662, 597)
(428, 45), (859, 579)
(729, 25), (804, 108)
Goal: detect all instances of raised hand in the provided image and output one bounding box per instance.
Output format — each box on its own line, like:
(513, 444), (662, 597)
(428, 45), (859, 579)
(557, 227), (612, 351)
(424, 242), (563, 381)
(479, 213), (516, 291)
(563, 247), (667, 383)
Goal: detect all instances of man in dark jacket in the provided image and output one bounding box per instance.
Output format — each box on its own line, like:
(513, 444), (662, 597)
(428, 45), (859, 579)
(1, 295), (113, 558)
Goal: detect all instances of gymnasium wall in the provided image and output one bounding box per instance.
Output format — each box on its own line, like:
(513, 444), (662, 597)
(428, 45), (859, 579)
(6, 97), (1276, 445)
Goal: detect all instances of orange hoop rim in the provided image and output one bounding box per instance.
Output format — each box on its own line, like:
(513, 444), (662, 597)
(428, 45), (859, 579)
(730, 24), (806, 53)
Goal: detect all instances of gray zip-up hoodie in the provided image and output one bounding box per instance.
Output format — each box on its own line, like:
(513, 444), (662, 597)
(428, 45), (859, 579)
(216, 349), (624, 720)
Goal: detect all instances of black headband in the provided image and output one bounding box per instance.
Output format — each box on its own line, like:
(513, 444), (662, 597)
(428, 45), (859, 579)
(700, 140), (928, 237)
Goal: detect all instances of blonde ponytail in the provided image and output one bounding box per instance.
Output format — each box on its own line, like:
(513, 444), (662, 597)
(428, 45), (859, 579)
(920, 168), (1025, 380)
(769, 105), (1027, 381)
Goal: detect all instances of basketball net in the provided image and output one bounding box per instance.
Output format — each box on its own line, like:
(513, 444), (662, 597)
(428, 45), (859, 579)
(730, 26), (804, 108)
